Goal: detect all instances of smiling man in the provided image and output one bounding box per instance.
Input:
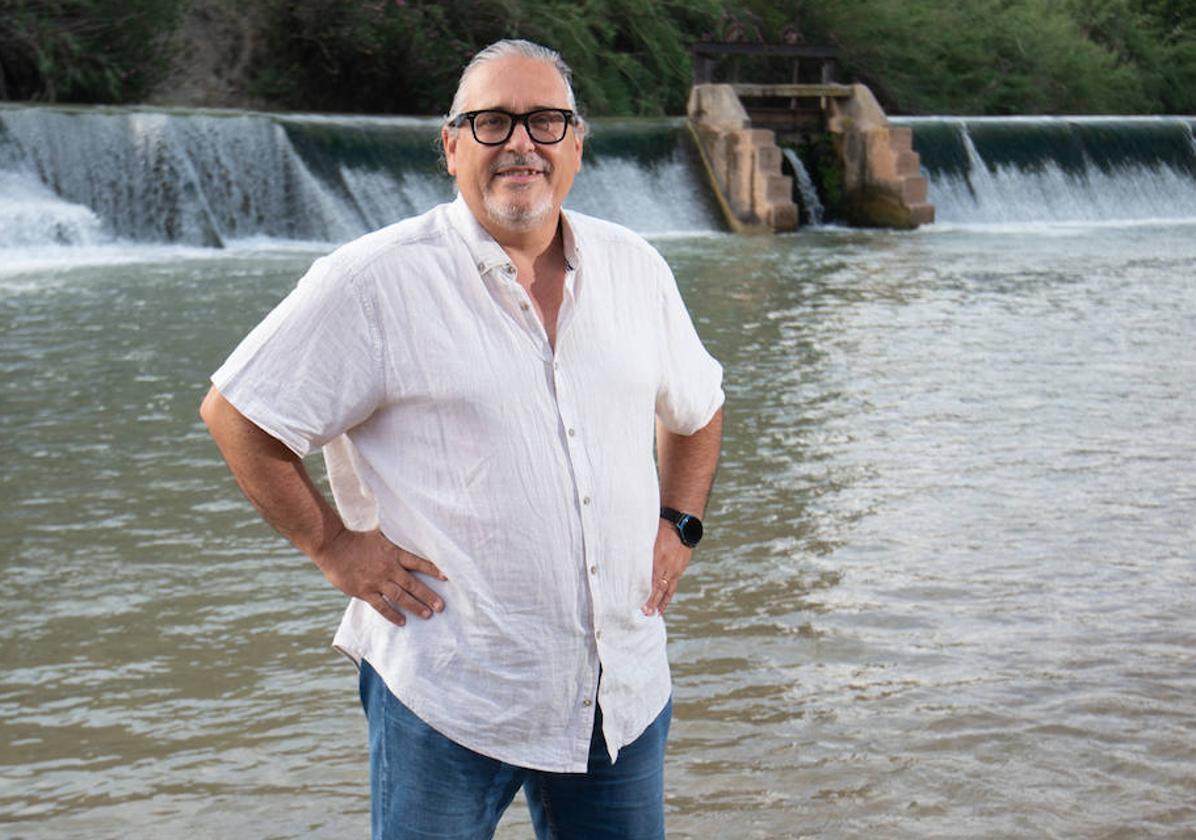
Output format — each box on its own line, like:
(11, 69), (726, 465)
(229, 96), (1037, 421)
(200, 39), (723, 839)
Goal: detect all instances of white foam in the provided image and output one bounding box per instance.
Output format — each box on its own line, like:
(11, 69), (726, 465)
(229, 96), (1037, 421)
(0, 172), (109, 247)
(894, 116), (1196, 225)
(567, 154), (720, 233)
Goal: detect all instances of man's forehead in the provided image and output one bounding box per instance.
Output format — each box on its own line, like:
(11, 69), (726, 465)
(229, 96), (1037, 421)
(459, 56), (570, 110)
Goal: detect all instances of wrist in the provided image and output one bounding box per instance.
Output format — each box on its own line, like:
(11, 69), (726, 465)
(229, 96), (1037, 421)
(660, 506), (703, 548)
(305, 517), (350, 567)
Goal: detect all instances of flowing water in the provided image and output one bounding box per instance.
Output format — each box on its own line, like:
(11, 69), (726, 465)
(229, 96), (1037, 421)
(895, 116), (1196, 225)
(781, 148), (824, 226)
(2, 107), (1196, 839)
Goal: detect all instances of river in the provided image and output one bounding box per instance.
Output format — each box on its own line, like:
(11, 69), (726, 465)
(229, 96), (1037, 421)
(2, 108), (1196, 839)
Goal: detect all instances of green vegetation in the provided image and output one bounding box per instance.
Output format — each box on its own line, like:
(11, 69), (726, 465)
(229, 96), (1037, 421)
(250, 0), (720, 115)
(3, 0), (1195, 114)
(793, 0), (1196, 114)
(0, 0), (183, 102)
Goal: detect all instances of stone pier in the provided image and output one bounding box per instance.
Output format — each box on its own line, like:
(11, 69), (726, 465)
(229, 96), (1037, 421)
(687, 81), (934, 231)
(686, 84), (798, 233)
(826, 84), (934, 229)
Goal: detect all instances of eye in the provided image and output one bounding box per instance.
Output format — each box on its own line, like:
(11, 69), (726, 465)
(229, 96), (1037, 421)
(530, 111), (564, 131)
(475, 112), (509, 131)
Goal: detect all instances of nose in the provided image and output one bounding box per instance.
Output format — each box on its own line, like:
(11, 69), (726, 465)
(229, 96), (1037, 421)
(505, 118), (537, 153)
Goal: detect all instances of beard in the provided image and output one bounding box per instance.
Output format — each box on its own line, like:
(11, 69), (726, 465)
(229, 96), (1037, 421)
(482, 153), (555, 231)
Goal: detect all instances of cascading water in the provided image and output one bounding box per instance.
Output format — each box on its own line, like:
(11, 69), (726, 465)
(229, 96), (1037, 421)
(8, 106), (1196, 248)
(780, 147), (824, 226)
(0, 106), (721, 251)
(897, 116), (1196, 224)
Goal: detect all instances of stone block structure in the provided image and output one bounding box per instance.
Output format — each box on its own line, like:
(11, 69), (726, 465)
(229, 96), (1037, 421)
(686, 80), (934, 231)
(826, 84), (934, 229)
(687, 84), (798, 233)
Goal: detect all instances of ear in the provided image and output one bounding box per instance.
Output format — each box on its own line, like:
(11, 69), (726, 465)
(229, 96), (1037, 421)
(572, 121), (584, 172)
(442, 125), (458, 176)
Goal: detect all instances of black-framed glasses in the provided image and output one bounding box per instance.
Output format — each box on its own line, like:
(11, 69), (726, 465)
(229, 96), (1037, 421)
(450, 109), (576, 146)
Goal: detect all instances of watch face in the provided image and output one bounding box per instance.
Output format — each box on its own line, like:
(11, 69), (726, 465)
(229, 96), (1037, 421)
(678, 514), (703, 546)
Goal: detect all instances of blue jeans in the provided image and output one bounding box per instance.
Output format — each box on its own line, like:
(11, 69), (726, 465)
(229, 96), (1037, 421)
(359, 660), (670, 840)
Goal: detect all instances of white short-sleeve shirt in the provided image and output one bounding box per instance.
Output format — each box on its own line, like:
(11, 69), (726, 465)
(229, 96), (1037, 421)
(212, 196), (724, 772)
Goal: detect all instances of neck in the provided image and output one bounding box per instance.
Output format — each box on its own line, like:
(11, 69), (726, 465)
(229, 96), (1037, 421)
(479, 208), (563, 264)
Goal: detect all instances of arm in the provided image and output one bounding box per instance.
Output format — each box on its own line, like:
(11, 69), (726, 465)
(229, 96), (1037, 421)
(642, 405), (723, 616)
(199, 386), (445, 626)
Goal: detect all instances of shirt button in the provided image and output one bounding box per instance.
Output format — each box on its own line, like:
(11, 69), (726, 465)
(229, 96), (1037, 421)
(582, 496), (590, 505)
(567, 427), (575, 437)
(582, 698), (593, 707)
(520, 302), (529, 311)
(589, 565), (597, 575)
(595, 630), (602, 640)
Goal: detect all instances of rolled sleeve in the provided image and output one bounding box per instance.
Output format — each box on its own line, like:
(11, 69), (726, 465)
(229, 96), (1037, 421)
(653, 260), (724, 435)
(211, 255), (385, 457)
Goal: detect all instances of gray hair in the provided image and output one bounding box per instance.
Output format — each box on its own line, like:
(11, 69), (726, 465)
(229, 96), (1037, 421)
(444, 39), (582, 126)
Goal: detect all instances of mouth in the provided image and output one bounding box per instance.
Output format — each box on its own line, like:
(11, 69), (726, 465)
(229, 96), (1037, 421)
(493, 167), (545, 180)
(490, 156), (551, 184)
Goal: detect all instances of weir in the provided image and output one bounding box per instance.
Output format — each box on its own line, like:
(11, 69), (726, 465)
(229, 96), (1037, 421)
(0, 106), (720, 249)
(3, 105), (1196, 254)
(896, 116), (1196, 224)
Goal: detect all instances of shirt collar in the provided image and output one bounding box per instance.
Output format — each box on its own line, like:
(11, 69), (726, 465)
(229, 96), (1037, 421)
(446, 193), (510, 276)
(446, 193), (582, 275)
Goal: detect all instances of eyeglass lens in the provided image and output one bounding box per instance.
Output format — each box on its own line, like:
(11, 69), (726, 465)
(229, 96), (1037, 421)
(472, 111), (569, 144)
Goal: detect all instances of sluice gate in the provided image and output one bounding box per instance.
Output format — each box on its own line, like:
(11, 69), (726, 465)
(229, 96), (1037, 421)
(687, 42), (935, 232)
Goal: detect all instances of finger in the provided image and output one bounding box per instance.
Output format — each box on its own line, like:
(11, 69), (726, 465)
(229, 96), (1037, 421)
(389, 575), (444, 618)
(658, 575), (678, 614)
(642, 575), (672, 616)
(397, 550), (448, 581)
(641, 586), (661, 616)
(370, 594), (407, 627)
(659, 586), (675, 614)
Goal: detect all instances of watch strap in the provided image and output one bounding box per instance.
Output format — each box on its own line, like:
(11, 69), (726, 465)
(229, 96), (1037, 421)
(660, 506), (703, 547)
(660, 506), (685, 525)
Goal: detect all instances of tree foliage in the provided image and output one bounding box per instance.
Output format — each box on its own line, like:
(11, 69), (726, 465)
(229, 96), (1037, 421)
(2, 0), (1195, 115)
(250, 0), (720, 116)
(0, 0), (183, 102)
(794, 0), (1186, 114)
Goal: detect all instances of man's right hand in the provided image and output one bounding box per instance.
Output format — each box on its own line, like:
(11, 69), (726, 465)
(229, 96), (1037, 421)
(314, 528), (447, 627)
(200, 387), (447, 629)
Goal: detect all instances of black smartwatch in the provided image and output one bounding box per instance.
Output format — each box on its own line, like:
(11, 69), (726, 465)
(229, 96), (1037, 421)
(660, 506), (704, 548)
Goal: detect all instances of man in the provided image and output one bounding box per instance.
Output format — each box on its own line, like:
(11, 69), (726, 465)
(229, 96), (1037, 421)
(201, 38), (723, 839)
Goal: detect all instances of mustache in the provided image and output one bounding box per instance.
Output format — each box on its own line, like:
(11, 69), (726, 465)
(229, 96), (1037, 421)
(490, 153), (552, 175)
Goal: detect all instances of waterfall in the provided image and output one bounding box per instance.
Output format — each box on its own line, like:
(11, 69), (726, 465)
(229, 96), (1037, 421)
(896, 116), (1196, 225)
(8, 105), (1194, 247)
(0, 106), (720, 251)
(781, 147), (824, 226)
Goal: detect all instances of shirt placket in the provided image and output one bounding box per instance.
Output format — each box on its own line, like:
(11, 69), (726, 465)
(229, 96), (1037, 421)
(490, 261), (552, 356)
(547, 268), (604, 753)
(485, 256), (601, 761)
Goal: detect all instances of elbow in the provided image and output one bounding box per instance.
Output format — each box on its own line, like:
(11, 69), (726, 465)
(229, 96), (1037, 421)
(199, 385), (224, 431)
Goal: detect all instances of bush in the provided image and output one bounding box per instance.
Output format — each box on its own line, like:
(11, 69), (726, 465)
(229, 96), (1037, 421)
(249, 0), (721, 116)
(0, 0), (184, 103)
(3, 0), (1194, 115)
(798, 0), (1158, 114)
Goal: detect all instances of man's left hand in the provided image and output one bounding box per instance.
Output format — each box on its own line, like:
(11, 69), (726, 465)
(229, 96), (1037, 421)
(642, 518), (692, 616)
